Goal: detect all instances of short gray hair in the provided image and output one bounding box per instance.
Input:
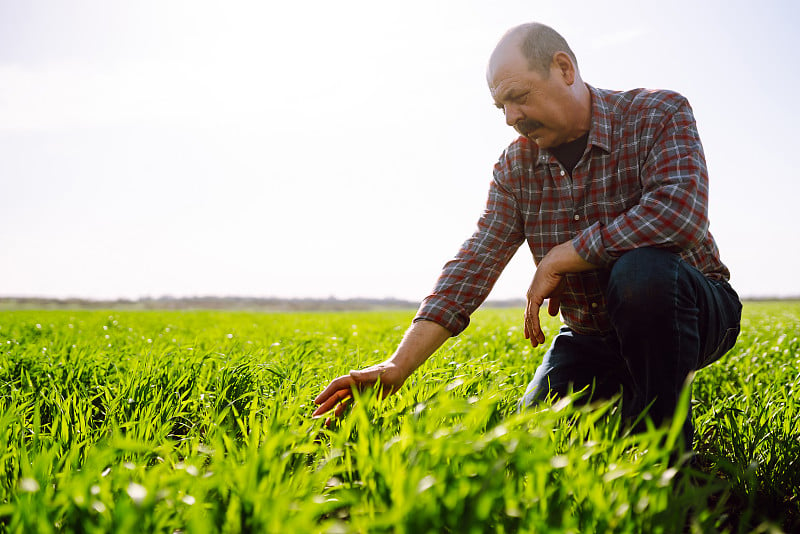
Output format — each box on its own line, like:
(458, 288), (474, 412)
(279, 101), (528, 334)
(515, 23), (578, 76)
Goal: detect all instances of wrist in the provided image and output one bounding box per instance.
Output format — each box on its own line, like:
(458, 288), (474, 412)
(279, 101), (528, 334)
(387, 354), (415, 381)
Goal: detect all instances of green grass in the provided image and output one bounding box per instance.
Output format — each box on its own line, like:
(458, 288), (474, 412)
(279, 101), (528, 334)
(0, 303), (797, 533)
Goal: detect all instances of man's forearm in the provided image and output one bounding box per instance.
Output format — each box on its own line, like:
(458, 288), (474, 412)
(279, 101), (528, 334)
(544, 240), (598, 274)
(389, 320), (453, 380)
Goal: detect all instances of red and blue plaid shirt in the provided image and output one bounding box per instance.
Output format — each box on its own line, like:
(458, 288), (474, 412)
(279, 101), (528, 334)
(415, 85), (730, 336)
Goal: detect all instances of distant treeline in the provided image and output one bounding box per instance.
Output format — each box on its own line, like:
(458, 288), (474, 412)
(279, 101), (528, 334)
(1, 295), (794, 312)
(0, 295), (529, 312)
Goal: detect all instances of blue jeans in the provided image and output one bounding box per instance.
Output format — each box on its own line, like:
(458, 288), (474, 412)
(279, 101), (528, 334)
(520, 247), (742, 448)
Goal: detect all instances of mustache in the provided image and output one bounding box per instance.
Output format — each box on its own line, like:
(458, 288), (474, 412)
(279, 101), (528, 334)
(517, 120), (544, 133)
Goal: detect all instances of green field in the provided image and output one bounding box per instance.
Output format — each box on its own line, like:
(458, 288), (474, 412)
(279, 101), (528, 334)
(0, 303), (798, 533)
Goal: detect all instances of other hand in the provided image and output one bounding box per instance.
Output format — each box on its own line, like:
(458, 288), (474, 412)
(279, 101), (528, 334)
(524, 241), (597, 347)
(312, 360), (407, 421)
(524, 269), (566, 348)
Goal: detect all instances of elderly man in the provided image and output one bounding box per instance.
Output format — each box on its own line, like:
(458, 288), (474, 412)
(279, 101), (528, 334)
(313, 22), (742, 448)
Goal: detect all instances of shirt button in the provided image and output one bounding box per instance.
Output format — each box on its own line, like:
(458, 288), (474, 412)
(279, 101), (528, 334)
(560, 170), (566, 176)
(573, 214), (580, 221)
(591, 302), (598, 309)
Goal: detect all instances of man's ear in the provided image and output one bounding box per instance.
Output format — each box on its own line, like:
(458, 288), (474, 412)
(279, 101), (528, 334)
(552, 51), (576, 85)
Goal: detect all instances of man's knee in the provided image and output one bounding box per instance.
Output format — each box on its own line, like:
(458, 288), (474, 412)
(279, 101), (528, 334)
(607, 247), (681, 317)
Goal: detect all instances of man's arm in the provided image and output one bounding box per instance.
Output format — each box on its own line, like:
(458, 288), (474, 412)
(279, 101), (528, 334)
(523, 240), (597, 347)
(314, 145), (527, 419)
(574, 95), (710, 268)
(312, 319), (451, 418)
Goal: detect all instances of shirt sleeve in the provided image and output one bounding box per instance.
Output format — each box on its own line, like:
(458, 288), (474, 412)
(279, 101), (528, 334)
(414, 156), (526, 335)
(573, 96), (710, 267)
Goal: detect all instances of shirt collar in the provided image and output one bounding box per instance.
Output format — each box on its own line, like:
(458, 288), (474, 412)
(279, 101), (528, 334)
(586, 84), (612, 154)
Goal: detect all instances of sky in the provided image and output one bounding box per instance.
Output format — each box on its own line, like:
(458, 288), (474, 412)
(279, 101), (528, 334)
(1, 0), (798, 303)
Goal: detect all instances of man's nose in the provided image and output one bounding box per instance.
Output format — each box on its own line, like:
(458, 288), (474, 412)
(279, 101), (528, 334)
(504, 104), (523, 127)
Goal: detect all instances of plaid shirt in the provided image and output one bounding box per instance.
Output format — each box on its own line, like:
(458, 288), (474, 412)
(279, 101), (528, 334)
(415, 85), (730, 336)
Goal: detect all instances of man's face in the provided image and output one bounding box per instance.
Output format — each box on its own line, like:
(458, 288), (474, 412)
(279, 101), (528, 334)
(487, 44), (575, 149)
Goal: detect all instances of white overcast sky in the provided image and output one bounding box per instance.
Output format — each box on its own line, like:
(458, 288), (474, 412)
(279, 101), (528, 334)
(1, 0), (798, 302)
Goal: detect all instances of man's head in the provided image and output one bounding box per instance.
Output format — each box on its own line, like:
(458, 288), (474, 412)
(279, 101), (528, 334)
(487, 23), (591, 149)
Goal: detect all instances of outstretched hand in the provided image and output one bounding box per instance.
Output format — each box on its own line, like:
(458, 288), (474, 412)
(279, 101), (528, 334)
(312, 360), (407, 421)
(311, 320), (451, 424)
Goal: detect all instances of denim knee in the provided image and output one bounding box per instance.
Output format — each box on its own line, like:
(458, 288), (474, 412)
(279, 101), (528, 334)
(606, 247), (681, 320)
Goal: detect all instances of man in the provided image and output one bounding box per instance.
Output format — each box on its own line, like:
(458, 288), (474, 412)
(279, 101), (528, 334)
(313, 22), (742, 448)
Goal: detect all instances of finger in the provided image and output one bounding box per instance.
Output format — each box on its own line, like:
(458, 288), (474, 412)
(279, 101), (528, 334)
(314, 375), (355, 405)
(322, 397), (354, 428)
(524, 300), (541, 347)
(524, 314), (534, 343)
(548, 294), (561, 316)
(528, 310), (543, 347)
(528, 321), (539, 347)
(312, 388), (352, 417)
(524, 298), (536, 339)
(333, 397), (352, 418)
(533, 310), (545, 345)
(548, 278), (566, 316)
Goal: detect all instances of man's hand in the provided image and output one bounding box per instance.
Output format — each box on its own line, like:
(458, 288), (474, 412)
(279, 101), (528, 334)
(312, 360), (408, 420)
(524, 241), (597, 347)
(524, 268), (566, 347)
(311, 320), (452, 422)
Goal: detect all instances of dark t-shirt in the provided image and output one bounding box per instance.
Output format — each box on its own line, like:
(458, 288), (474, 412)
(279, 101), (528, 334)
(550, 132), (589, 176)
